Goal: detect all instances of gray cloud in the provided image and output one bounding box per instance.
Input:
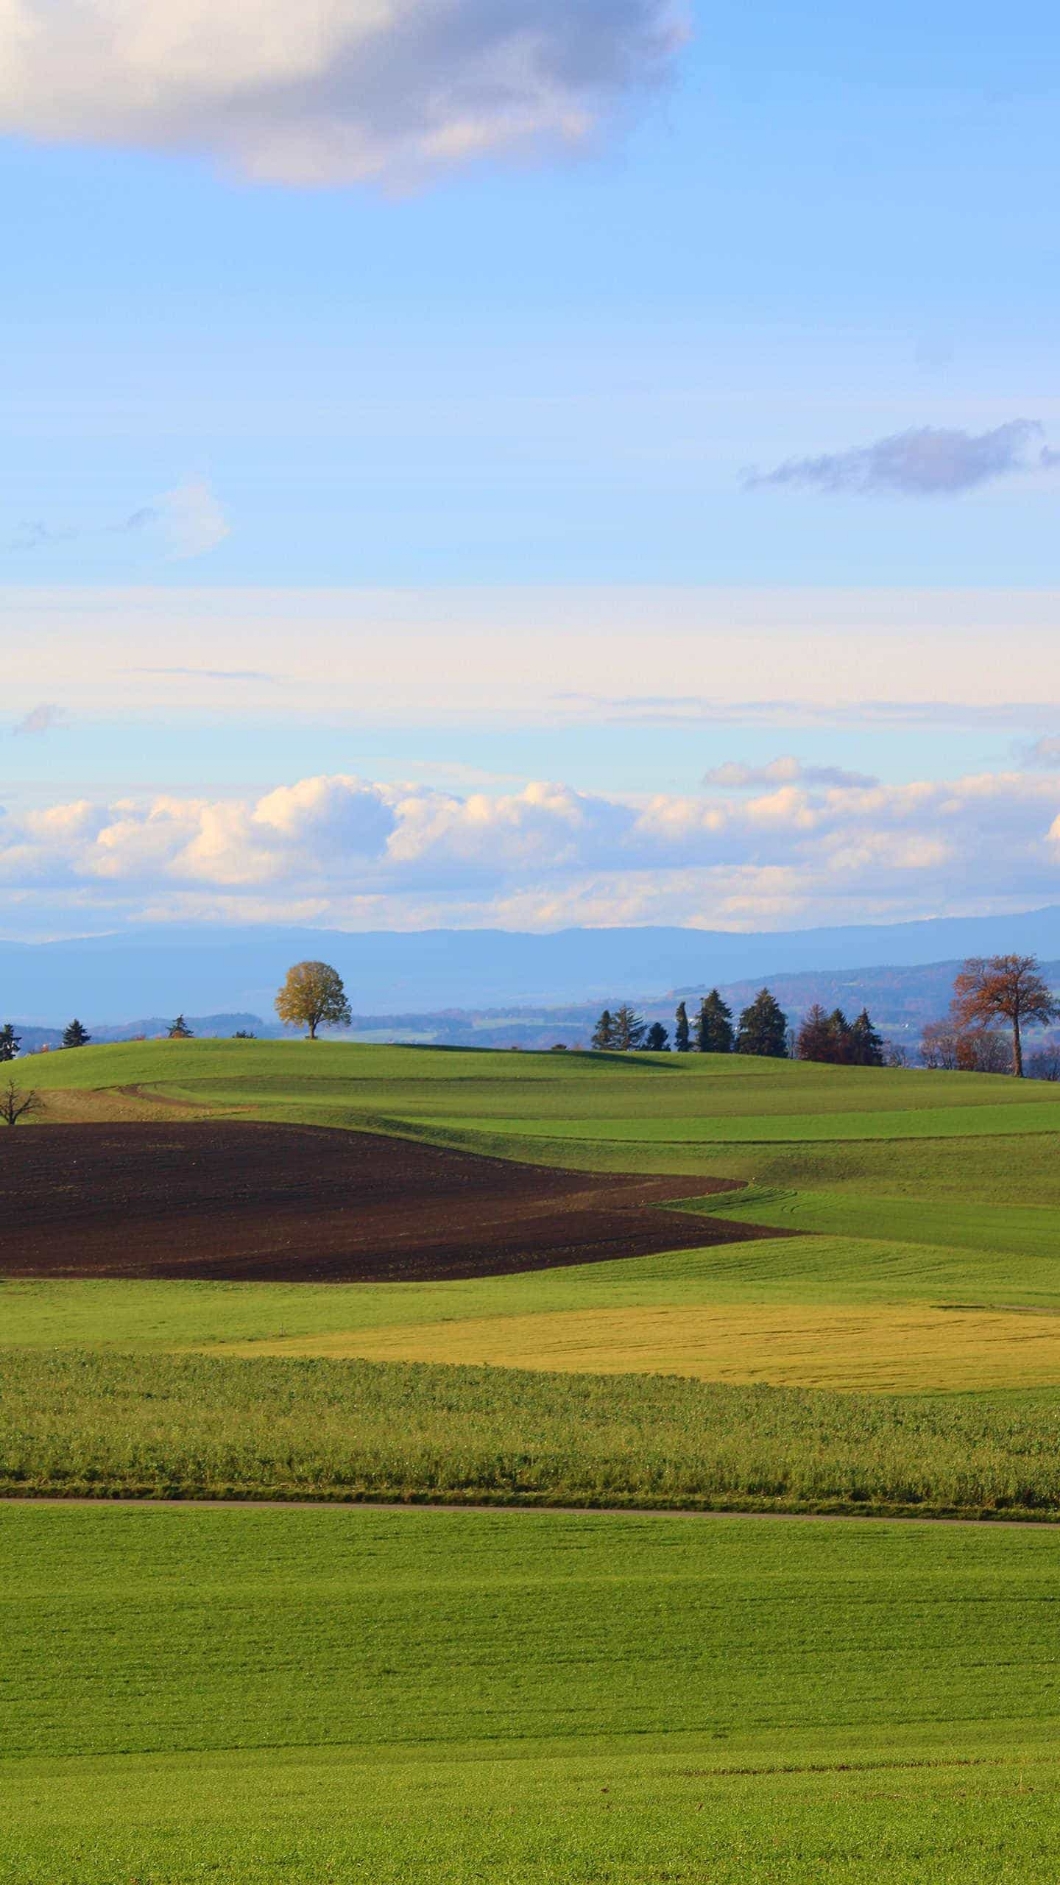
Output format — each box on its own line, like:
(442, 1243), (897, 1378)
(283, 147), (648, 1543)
(13, 703), (67, 737)
(703, 757), (878, 790)
(0, 0), (686, 187)
(744, 420), (1057, 497)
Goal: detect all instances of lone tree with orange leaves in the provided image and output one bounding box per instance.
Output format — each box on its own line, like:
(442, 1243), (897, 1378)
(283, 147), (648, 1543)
(275, 960), (352, 1040)
(951, 954), (1060, 1079)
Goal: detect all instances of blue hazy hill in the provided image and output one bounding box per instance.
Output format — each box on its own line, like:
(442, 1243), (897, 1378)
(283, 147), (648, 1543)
(2, 908), (1059, 1024)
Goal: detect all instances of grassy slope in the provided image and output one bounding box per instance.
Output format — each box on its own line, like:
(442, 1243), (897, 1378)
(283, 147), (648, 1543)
(11, 1038), (1060, 1389)
(6, 1503), (1060, 1883)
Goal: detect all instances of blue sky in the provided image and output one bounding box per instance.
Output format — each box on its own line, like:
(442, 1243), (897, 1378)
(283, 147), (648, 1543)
(3, 0), (1060, 938)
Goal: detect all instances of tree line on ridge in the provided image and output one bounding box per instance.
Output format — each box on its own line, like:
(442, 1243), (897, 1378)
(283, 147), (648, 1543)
(590, 988), (885, 1063)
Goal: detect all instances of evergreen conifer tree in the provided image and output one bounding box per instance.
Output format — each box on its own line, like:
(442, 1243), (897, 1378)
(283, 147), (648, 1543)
(62, 1018), (91, 1048)
(591, 1009), (616, 1050)
(644, 1021), (670, 1051)
(612, 1004), (646, 1051)
(0, 1023), (20, 1062)
(674, 1001), (690, 1053)
(167, 1015), (194, 1039)
(696, 989), (735, 1054)
(849, 1007), (885, 1067)
(735, 989), (789, 1058)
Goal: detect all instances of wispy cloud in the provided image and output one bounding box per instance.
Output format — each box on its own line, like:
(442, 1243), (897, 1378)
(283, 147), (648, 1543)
(3, 477), (229, 564)
(133, 667), (276, 682)
(116, 506), (160, 534)
(562, 694), (1060, 731)
(13, 703), (66, 737)
(703, 757), (878, 790)
(1021, 735), (1060, 769)
(0, 0), (687, 188)
(744, 420), (1057, 497)
(6, 520), (77, 552)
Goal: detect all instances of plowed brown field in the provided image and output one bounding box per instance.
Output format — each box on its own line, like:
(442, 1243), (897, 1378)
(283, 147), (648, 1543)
(0, 1122), (783, 1282)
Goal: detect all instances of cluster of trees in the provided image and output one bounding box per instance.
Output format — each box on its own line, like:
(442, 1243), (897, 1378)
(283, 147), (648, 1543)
(591, 988), (790, 1058)
(795, 1004), (885, 1067)
(920, 954), (1059, 1079)
(590, 1006), (668, 1052)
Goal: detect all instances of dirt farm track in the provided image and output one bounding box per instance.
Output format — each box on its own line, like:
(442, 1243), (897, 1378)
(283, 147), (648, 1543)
(0, 1122), (781, 1282)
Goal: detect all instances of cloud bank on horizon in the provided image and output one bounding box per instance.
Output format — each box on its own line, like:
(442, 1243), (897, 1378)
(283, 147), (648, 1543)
(0, 0), (686, 186)
(746, 421), (1059, 498)
(5, 764), (1060, 936)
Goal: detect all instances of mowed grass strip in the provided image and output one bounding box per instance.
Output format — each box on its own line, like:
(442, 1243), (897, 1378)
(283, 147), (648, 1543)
(6, 1504), (1060, 1881)
(239, 1301), (1060, 1393)
(9, 1350), (1060, 1514)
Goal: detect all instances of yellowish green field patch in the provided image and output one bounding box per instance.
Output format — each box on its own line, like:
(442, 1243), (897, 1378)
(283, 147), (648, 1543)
(221, 1299), (1060, 1392)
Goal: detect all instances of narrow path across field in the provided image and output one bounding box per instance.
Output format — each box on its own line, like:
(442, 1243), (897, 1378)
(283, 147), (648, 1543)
(5, 1494), (1055, 1527)
(0, 1120), (786, 1281)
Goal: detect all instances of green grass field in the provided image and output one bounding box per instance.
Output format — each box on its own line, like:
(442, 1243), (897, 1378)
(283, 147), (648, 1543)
(9, 1036), (1060, 1878)
(6, 1502), (1060, 1883)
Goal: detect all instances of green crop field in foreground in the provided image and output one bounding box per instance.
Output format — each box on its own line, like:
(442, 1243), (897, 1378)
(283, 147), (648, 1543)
(11, 1040), (1060, 1878)
(5, 1503), (1060, 1884)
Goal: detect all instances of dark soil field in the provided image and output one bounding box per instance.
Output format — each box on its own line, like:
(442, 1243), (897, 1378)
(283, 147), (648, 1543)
(0, 1122), (780, 1282)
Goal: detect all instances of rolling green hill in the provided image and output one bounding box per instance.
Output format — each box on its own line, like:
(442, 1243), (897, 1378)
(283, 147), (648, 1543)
(11, 1038), (1060, 1880)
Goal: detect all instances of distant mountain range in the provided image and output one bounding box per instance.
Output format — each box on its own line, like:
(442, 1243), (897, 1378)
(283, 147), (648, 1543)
(3, 907), (1060, 1026)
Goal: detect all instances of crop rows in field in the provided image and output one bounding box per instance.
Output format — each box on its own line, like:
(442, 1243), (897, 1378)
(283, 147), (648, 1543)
(7, 1349), (1060, 1517)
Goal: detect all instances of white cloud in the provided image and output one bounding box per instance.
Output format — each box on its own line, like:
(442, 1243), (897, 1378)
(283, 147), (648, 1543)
(154, 478), (231, 560)
(0, 0), (686, 187)
(4, 764), (1060, 932)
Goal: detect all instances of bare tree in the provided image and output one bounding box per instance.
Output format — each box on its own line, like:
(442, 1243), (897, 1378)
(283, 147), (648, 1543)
(951, 955), (1060, 1078)
(883, 1042), (909, 1068)
(920, 1019), (1009, 1073)
(0, 1080), (43, 1126)
(1028, 1042), (1060, 1082)
(920, 1021), (956, 1069)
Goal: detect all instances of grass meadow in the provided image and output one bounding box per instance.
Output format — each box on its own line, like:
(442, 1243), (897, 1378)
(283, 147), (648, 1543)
(9, 1037), (1060, 1877)
(6, 1502), (1060, 1883)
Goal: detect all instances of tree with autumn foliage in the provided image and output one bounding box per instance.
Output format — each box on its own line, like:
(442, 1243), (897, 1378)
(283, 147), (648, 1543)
(950, 954), (1060, 1078)
(275, 961), (352, 1040)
